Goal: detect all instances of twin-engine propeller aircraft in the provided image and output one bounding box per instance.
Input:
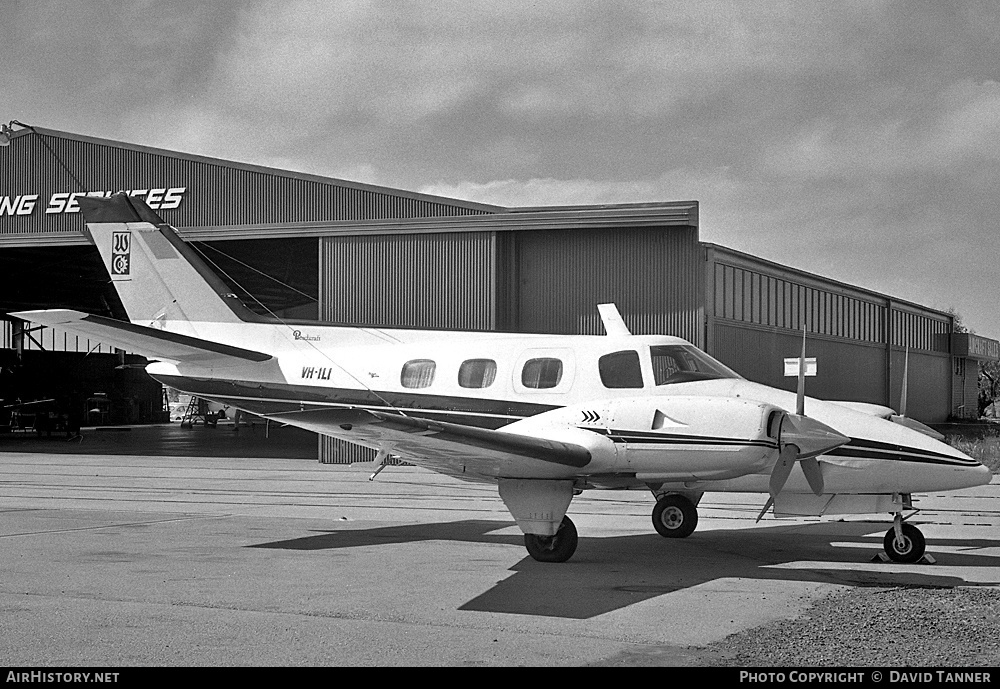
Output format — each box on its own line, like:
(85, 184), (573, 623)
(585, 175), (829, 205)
(13, 193), (992, 563)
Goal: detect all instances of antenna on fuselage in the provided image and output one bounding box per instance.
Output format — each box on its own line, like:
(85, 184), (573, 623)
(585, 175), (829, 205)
(597, 303), (631, 336)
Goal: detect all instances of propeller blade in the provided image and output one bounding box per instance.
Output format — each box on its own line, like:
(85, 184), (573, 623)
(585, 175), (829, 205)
(769, 443), (798, 497)
(756, 496), (775, 523)
(796, 325), (807, 416)
(887, 345), (944, 439)
(900, 346), (909, 418)
(757, 445), (796, 523)
(800, 456), (825, 496)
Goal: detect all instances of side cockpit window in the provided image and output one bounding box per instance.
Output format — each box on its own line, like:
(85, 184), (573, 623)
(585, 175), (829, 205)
(599, 350), (644, 389)
(401, 359), (436, 388)
(521, 358), (563, 389)
(459, 359), (497, 389)
(650, 345), (741, 385)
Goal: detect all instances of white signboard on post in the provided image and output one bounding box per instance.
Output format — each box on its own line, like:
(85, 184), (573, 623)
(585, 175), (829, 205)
(784, 357), (817, 377)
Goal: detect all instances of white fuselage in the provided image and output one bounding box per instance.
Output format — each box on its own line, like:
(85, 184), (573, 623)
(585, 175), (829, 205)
(143, 318), (992, 502)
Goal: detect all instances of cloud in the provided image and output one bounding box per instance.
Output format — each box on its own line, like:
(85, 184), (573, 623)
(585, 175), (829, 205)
(764, 79), (1000, 180)
(4, 1), (1000, 335)
(418, 167), (745, 208)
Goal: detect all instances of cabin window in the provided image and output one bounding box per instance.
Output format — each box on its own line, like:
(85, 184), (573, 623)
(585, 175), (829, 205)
(458, 359), (497, 389)
(521, 358), (563, 389)
(401, 359), (436, 388)
(599, 350), (644, 389)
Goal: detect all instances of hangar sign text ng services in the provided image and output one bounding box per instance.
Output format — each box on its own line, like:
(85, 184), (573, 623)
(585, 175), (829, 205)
(0, 187), (188, 217)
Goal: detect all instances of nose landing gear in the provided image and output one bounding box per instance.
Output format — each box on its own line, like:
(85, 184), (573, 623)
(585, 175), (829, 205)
(882, 514), (926, 563)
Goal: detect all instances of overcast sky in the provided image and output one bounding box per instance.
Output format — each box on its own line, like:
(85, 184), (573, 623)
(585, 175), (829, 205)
(3, 1), (998, 336)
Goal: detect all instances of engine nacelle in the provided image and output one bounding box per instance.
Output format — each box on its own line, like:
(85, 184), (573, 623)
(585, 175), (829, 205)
(604, 396), (785, 481)
(505, 396), (788, 481)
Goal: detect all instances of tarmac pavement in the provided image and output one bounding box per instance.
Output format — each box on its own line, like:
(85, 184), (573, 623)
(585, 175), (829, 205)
(0, 425), (998, 666)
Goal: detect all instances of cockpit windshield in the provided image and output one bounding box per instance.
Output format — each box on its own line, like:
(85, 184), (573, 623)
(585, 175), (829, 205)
(650, 345), (742, 385)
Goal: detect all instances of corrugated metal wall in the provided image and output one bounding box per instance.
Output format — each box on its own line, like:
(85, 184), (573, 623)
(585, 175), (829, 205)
(705, 246), (955, 422)
(887, 348), (952, 422)
(511, 227), (703, 343)
(320, 232), (496, 329)
(712, 322), (887, 403)
(318, 231), (497, 462)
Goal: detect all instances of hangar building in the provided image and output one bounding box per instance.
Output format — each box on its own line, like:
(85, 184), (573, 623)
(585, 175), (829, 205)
(0, 126), (995, 461)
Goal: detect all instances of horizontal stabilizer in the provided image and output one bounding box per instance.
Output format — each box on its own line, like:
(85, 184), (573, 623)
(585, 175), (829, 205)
(11, 309), (272, 366)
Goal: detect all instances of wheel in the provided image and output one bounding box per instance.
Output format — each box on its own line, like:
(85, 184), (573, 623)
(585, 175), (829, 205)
(883, 522), (926, 563)
(524, 516), (578, 563)
(652, 494), (698, 538)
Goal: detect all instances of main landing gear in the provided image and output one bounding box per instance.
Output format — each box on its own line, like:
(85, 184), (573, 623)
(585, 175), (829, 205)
(651, 494), (699, 539)
(524, 516), (578, 563)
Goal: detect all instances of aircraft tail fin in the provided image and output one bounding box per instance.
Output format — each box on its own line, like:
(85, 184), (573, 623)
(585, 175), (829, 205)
(78, 193), (262, 327)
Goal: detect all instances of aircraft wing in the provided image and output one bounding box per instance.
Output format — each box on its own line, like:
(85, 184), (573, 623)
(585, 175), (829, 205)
(367, 412), (592, 467)
(828, 401), (895, 418)
(10, 309), (273, 366)
(265, 406), (592, 472)
(827, 400), (944, 440)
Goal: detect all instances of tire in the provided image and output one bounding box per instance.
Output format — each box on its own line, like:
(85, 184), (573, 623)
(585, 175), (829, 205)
(883, 522), (926, 563)
(652, 495), (698, 538)
(524, 516), (578, 563)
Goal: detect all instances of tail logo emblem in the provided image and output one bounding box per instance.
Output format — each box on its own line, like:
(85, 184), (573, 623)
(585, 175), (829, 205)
(111, 231), (131, 276)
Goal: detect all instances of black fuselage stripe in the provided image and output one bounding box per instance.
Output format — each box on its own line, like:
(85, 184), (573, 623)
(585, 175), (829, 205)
(827, 447), (977, 467)
(156, 375), (976, 467)
(154, 375), (553, 429)
(843, 437), (967, 461)
(588, 429), (973, 467)
(581, 427), (778, 449)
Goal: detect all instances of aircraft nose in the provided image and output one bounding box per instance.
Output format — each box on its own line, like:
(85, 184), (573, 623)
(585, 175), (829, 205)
(968, 461), (994, 487)
(944, 442), (994, 489)
(897, 429), (994, 492)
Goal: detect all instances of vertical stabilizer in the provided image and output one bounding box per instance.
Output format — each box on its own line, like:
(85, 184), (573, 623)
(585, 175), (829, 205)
(597, 303), (631, 336)
(79, 193), (260, 329)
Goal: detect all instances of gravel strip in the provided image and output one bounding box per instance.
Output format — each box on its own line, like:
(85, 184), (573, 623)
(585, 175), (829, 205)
(696, 585), (1000, 666)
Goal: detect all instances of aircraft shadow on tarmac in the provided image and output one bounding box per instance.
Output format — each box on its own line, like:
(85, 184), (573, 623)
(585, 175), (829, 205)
(250, 519), (1000, 619)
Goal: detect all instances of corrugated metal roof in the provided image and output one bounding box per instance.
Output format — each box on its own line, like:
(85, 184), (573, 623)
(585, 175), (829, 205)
(179, 202), (699, 240)
(703, 242), (954, 321)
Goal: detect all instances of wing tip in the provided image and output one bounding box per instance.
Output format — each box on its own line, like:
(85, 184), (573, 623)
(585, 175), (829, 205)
(9, 308), (89, 324)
